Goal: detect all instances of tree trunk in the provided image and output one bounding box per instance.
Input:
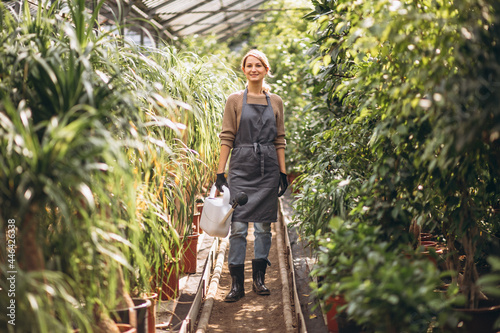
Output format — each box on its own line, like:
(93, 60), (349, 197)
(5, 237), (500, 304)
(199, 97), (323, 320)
(461, 226), (482, 309)
(19, 203), (45, 271)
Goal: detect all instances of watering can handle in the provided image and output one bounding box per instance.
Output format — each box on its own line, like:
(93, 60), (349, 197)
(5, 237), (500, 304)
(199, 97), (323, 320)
(209, 184), (217, 198)
(209, 184), (231, 205)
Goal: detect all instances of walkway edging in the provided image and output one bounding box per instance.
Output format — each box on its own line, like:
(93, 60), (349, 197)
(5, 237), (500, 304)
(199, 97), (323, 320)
(277, 199), (296, 333)
(195, 236), (229, 333)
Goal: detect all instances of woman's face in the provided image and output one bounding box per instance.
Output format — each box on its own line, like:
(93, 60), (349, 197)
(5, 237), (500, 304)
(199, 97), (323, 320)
(243, 55), (267, 84)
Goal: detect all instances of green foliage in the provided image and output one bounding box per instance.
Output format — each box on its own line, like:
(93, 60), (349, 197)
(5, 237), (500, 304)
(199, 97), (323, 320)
(312, 220), (454, 333)
(294, 0), (500, 329)
(0, 1), (238, 331)
(478, 256), (500, 298)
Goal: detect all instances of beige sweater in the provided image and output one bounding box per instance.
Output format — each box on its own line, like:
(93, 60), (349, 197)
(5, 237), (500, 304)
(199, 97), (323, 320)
(219, 90), (286, 149)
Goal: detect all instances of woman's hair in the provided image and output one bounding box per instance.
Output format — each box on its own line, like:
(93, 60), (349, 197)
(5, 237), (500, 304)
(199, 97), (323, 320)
(241, 49), (272, 92)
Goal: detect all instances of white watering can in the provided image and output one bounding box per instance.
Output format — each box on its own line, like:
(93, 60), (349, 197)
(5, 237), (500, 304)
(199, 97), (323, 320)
(200, 184), (248, 238)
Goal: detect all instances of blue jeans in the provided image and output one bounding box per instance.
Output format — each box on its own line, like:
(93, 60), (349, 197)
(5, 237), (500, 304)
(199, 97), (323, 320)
(228, 222), (272, 266)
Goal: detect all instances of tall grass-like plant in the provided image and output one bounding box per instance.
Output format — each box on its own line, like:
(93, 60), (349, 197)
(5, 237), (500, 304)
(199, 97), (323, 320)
(0, 0), (239, 331)
(0, 1), (147, 331)
(114, 45), (240, 294)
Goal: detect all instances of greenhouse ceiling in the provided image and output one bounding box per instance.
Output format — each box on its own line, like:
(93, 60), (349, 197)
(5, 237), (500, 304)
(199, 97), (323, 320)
(5, 1), (308, 43)
(95, 0), (279, 41)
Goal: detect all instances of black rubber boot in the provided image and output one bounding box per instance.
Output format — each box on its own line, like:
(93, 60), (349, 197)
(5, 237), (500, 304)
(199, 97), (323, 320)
(224, 264), (245, 302)
(252, 259), (270, 295)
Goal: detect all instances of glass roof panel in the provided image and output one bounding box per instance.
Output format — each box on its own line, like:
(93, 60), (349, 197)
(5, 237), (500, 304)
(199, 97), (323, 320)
(80, 0), (308, 41)
(153, 0), (200, 15)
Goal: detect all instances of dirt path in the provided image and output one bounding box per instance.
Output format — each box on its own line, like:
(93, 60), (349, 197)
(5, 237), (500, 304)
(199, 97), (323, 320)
(206, 223), (286, 333)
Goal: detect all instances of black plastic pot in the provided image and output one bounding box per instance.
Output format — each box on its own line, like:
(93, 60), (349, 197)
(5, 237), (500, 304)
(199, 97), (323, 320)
(112, 298), (151, 333)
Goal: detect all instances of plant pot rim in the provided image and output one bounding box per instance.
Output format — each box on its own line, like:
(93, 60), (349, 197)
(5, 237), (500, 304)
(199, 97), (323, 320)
(136, 292), (158, 300)
(454, 300), (500, 312)
(421, 248), (444, 254)
(113, 298), (151, 312)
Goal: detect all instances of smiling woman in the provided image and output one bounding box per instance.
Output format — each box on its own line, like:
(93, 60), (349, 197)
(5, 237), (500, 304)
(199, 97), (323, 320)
(242, 50), (272, 92)
(215, 49), (289, 303)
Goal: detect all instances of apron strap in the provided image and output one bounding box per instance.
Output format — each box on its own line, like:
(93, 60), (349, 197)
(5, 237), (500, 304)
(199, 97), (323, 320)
(243, 88), (271, 106)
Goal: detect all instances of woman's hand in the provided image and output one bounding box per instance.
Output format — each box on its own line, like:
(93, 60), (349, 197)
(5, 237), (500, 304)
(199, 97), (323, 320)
(278, 172), (288, 197)
(216, 173), (229, 192)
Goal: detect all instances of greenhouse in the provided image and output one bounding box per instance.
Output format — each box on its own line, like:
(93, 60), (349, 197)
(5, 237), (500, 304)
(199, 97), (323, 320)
(0, 0), (499, 332)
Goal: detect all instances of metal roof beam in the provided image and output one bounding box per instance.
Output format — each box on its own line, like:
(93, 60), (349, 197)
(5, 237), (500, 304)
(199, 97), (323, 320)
(95, 0), (176, 41)
(201, 13), (264, 36)
(175, 0), (266, 36)
(163, 0), (242, 33)
(157, 0), (215, 24)
(148, 0), (178, 13)
(162, 7), (310, 15)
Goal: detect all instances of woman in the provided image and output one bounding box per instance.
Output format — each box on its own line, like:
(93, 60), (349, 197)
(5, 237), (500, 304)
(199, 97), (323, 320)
(215, 49), (288, 302)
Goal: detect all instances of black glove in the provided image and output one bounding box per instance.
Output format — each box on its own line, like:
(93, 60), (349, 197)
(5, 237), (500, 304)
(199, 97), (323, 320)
(278, 172), (288, 197)
(215, 173), (229, 192)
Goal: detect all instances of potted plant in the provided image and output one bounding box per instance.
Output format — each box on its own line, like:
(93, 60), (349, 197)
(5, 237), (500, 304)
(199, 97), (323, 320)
(310, 218), (454, 333)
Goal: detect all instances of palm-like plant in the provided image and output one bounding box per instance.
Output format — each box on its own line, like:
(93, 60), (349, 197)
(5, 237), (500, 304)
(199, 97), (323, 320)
(1, 1), (241, 331)
(0, 1), (148, 331)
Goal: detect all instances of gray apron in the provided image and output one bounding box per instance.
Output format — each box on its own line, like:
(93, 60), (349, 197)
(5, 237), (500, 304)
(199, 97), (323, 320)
(228, 89), (280, 223)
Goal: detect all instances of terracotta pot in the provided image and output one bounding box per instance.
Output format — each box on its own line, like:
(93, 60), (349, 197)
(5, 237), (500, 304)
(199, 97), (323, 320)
(160, 262), (179, 300)
(192, 213), (201, 234)
(325, 295), (346, 333)
(446, 299), (500, 333)
(181, 233), (199, 274)
(420, 240), (437, 248)
(422, 247), (444, 266)
(196, 202), (204, 215)
(116, 324), (136, 333)
(420, 232), (434, 241)
(287, 172), (301, 194)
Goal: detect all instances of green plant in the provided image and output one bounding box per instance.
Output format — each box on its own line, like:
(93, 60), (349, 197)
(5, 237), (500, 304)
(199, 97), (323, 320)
(295, 0), (500, 314)
(478, 256), (500, 330)
(0, 0), (240, 330)
(311, 219), (456, 333)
